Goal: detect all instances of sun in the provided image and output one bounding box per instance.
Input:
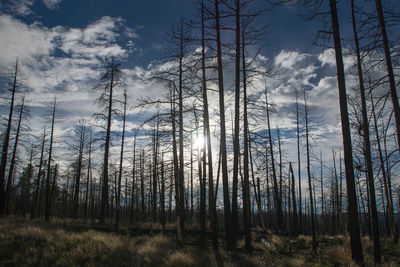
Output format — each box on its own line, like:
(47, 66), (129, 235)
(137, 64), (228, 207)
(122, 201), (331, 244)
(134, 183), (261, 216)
(194, 134), (206, 150)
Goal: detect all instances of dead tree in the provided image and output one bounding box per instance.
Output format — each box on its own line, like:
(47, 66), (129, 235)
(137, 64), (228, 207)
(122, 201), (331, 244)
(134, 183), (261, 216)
(115, 90), (128, 230)
(94, 58), (124, 225)
(0, 58), (19, 216)
(45, 98), (56, 222)
(4, 97), (25, 215)
(351, 0), (381, 262)
(329, 0), (364, 263)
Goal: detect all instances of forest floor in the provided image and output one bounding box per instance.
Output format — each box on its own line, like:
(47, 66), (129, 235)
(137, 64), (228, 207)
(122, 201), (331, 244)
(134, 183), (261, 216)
(0, 217), (399, 266)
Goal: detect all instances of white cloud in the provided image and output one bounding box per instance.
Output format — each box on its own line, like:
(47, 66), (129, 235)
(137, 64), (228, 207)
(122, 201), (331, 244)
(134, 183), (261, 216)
(0, 14), (141, 152)
(274, 50), (309, 69)
(42, 0), (62, 10)
(3, 0), (34, 16)
(0, 14), (53, 67)
(57, 16), (128, 59)
(318, 48), (354, 71)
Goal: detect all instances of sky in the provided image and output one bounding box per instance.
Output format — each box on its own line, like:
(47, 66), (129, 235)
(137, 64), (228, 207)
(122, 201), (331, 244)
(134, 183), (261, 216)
(0, 0), (399, 198)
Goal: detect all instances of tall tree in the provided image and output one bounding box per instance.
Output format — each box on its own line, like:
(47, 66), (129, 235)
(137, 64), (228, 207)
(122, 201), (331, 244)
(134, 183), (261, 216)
(295, 91), (302, 233)
(303, 90), (316, 253)
(95, 58), (124, 225)
(0, 58), (19, 216)
(115, 90), (128, 230)
(351, 0), (381, 262)
(45, 97), (56, 222)
(31, 127), (46, 219)
(231, 0), (241, 249)
(289, 162), (298, 235)
(329, 0), (364, 263)
(84, 129), (93, 223)
(214, 0), (232, 249)
(242, 14), (252, 252)
(4, 97), (25, 215)
(265, 88), (283, 231)
(200, 0), (218, 248)
(373, 0), (399, 244)
(72, 120), (88, 219)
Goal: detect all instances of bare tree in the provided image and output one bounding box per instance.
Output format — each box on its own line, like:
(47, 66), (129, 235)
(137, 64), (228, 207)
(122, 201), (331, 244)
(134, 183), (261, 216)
(329, 0), (364, 263)
(351, 0), (381, 262)
(94, 58), (124, 225)
(0, 58), (19, 216)
(115, 90), (128, 230)
(45, 97), (56, 222)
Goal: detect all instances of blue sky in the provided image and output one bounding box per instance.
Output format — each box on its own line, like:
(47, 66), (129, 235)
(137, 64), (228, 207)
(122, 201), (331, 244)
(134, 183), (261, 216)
(0, 0), (399, 200)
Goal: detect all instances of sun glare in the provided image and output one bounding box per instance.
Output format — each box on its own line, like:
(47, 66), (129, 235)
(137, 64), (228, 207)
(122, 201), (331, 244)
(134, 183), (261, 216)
(194, 134), (206, 150)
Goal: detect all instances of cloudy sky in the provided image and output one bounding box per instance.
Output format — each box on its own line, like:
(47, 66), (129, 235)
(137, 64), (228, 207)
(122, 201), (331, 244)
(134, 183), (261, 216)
(0, 0), (398, 187)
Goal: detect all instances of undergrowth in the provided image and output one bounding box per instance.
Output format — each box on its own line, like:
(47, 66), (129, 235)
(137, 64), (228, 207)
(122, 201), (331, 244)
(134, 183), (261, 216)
(0, 217), (399, 266)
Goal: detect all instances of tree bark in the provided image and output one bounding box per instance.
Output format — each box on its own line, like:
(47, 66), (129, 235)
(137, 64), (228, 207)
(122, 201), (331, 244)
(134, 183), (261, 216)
(115, 91), (127, 230)
(214, 0), (232, 249)
(329, 0), (364, 263)
(0, 58), (18, 216)
(5, 97), (24, 215)
(45, 98), (56, 222)
(351, 0), (381, 262)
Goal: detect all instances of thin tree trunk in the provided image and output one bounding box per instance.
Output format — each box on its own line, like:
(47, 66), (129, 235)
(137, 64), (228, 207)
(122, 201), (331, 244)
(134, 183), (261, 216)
(265, 89), (283, 231)
(296, 93), (302, 233)
(130, 135), (137, 221)
(5, 97), (25, 215)
(73, 126), (85, 219)
(214, 0), (232, 250)
(290, 162), (298, 235)
(100, 65), (114, 225)
(374, 0), (400, 167)
(49, 164), (58, 215)
(0, 58), (18, 216)
(160, 151), (166, 229)
(31, 127), (46, 219)
(84, 130), (92, 223)
(320, 152), (324, 232)
(242, 16), (252, 251)
(115, 91), (127, 230)
(201, 0), (218, 248)
(231, 0), (241, 250)
(329, 0), (364, 263)
(45, 98), (56, 222)
(304, 90), (317, 253)
(351, 0), (381, 261)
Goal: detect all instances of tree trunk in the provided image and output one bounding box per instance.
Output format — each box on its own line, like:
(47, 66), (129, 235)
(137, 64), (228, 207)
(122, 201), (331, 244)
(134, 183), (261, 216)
(329, 0), (364, 263)
(45, 98), (56, 222)
(242, 45), (252, 252)
(201, 0), (218, 249)
(290, 162), (298, 235)
(265, 90), (283, 231)
(73, 125), (85, 219)
(295, 93), (302, 233)
(0, 58), (18, 216)
(100, 65), (114, 225)
(351, 0), (381, 261)
(5, 97), (24, 215)
(231, 0), (241, 250)
(304, 90), (317, 253)
(31, 127), (46, 219)
(214, 0), (232, 250)
(115, 91), (127, 230)
(84, 131), (92, 224)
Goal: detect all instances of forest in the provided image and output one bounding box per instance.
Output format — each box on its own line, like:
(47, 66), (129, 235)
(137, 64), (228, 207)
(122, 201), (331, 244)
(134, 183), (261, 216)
(0, 0), (400, 266)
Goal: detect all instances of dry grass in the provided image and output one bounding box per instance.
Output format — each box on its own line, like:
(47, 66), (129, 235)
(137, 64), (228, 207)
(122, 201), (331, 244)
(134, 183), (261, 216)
(137, 234), (173, 265)
(164, 251), (195, 266)
(1, 217), (400, 266)
(324, 245), (356, 266)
